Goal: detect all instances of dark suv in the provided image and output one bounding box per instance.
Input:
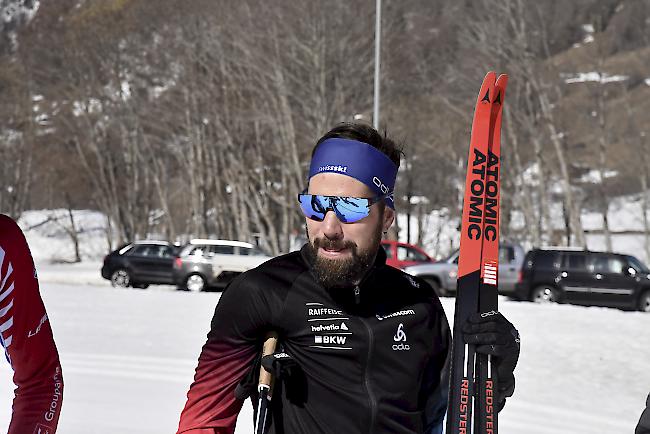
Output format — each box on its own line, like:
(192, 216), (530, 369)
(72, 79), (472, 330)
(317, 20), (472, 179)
(101, 241), (179, 288)
(514, 248), (650, 311)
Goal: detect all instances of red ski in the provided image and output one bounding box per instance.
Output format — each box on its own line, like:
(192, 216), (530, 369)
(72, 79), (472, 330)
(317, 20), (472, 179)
(446, 72), (508, 434)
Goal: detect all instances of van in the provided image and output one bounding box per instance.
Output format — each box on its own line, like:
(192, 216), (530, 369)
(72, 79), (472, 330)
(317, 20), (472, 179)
(514, 248), (650, 311)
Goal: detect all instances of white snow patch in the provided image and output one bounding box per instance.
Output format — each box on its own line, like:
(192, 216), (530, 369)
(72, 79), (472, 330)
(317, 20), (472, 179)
(120, 80), (132, 101)
(35, 113), (50, 126)
(396, 208), (460, 259)
(406, 195), (430, 205)
(578, 169), (619, 184)
(18, 210), (112, 262)
(581, 195), (649, 232)
(24, 0), (40, 21)
(563, 72), (628, 84)
(521, 163), (541, 185)
(0, 128), (22, 142)
(73, 98), (102, 116)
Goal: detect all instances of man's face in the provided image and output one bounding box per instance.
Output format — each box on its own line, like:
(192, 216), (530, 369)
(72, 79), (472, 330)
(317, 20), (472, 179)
(304, 172), (394, 288)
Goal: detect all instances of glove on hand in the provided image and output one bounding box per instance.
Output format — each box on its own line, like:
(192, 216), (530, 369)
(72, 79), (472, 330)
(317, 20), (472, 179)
(261, 352), (298, 380)
(235, 351), (298, 400)
(462, 310), (520, 408)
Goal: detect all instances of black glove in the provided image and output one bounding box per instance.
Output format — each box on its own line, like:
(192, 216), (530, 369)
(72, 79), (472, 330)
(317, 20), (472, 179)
(261, 352), (298, 380)
(462, 310), (520, 410)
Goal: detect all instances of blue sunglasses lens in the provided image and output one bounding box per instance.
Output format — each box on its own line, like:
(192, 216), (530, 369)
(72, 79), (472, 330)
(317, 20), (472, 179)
(298, 194), (328, 221)
(298, 194), (371, 223)
(333, 197), (370, 222)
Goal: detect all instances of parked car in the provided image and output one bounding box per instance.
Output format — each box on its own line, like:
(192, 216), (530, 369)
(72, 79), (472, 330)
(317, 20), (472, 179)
(173, 239), (272, 292)
(514, 248), (650, 312)
(403, 242), (525, 297)
(101, 241), (179, 288)
(381, 240), (435, 270)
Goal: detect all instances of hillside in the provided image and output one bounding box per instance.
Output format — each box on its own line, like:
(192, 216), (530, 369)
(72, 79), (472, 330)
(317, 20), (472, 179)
(2, 0), (650, 253)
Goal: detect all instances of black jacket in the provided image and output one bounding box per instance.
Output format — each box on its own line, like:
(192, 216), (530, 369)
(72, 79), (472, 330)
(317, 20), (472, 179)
(177, 245), (451, 434)
(637, 394), (650, 434)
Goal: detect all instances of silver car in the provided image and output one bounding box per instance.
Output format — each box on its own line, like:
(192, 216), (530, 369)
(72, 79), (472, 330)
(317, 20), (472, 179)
(173, 239), (271, 292)
(403, 243), (525, 297)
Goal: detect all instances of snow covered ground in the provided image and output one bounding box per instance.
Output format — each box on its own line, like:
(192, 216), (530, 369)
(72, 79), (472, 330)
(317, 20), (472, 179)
(1, 261), (648, 433)
(0, 266), (256, 434)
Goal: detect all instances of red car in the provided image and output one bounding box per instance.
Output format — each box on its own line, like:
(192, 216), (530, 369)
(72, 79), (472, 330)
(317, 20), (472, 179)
(381, 240), (435, 270)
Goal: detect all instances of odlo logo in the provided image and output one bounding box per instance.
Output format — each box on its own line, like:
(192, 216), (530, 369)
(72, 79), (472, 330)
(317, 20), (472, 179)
(372, 176), (390, 194)
(392, 323), (410, 351)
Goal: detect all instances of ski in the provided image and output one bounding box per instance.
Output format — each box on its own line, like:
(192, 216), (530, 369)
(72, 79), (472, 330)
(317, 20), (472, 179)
(446, 71), (508, 434)
(475, 73), (507, 434)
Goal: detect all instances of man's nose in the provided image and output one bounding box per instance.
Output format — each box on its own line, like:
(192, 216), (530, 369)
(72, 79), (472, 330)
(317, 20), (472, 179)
(321, 210), (344, 239)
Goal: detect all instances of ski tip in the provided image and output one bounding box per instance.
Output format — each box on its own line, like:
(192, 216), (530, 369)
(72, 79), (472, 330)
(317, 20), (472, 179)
(494, 90), (502, 105)
(479, 71), (497, 104)
(483, 71), (497, 82)
(495, 73), (509, 89)
(481, 89), (491, 103)
(494, 74), (509, 104)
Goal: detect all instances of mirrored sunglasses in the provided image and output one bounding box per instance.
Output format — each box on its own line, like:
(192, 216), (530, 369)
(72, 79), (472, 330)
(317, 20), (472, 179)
(297, 192), (389, 223)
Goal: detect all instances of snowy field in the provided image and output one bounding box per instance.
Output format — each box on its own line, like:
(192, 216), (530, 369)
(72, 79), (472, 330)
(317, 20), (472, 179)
(2, 210), (649, 433)
(0, 264), (256, 434)
(1, 261), (649, 433)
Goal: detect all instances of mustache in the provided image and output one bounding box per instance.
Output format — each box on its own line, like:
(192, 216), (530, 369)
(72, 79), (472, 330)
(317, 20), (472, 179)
(312, 237), (357, 251)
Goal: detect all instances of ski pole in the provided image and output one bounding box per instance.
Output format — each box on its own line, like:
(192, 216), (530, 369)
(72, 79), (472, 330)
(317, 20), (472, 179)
(255, 332), (278, 434)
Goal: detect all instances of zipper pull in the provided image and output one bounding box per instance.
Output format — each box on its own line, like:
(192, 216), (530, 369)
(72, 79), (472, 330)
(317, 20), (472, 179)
(354, 286), (361, 304)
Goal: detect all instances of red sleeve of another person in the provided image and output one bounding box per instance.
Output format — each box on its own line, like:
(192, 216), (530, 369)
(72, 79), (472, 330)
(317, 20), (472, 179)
(0, 214), (63, 434)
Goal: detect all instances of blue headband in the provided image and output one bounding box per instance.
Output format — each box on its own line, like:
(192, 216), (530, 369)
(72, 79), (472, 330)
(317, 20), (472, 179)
(308, 138), (398, 209)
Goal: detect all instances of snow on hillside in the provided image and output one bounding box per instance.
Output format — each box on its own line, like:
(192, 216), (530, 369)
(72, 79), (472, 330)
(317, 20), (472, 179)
(1, 0), (40, 25)
(398, 194), (650, 263)
(18, 209), (115, 262)
(396, 208), (460, 260)
(562, 72), (628, 84)
(13, 199), (650, 267)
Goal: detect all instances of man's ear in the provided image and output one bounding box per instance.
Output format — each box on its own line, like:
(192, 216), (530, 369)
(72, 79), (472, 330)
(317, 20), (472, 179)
(382, 207), (395, 232)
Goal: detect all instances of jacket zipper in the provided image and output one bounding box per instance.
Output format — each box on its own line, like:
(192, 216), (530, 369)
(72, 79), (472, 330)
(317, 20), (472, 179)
(360, 316), (377, 433)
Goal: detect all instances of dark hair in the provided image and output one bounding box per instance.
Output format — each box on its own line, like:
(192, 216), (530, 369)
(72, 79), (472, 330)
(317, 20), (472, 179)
(313, 122), (404, 167)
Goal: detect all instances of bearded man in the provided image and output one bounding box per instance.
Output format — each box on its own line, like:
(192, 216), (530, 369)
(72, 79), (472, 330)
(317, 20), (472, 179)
(177, 123), (519, 434)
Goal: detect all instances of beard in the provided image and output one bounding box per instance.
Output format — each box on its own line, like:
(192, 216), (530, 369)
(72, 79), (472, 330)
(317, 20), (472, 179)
(305, 225), (382, 289)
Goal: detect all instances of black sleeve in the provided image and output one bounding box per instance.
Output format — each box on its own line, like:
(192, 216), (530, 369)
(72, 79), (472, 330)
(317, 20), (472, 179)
(637, 393), (650, 434)
(177, 273), (279, 433)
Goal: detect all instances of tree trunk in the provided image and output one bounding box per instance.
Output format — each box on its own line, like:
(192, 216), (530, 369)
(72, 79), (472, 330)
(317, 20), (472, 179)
(539, 91), (586, 247)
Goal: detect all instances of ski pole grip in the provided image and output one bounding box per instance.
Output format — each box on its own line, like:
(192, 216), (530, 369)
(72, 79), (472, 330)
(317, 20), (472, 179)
(258, 332), (278, 387)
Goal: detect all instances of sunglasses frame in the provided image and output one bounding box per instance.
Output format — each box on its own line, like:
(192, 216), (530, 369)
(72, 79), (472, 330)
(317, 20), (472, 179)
(297, 190), (392, 223)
